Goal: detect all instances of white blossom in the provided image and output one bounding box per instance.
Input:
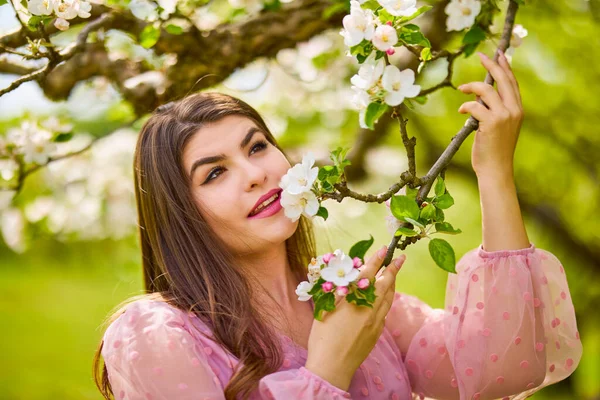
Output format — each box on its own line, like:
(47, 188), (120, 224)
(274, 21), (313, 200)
(505, 24), (528, 61)
(279, 189), (319, 222)
(307, 256), (324, 284)
(445, 0), (481, 32)
(129, 0), (159, 21)
(350, 52), (385, 90)
(372, 24), (398, 52)
(0, 159), (19, 181)
(350, 85), (371, 129)
(381, 65), (421, 106)
(53, 0), (78, 19)
(340, 0), (376, 47)
(54, 17), (70, 31)
(157, 0), (177, 19)
(279, 152), (318, 195)
(28, 0), (55, 16)
(7, 121), (57, 165)
(295, 281), (315, 301)
(77, 0), (92, 18)
(320, 249), (360, 287)
(377, 0), (418, 17)
(1, 208), (25, 253)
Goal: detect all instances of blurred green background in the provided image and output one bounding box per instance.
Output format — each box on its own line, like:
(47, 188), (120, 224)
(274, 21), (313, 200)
(1, 0), (599, 399)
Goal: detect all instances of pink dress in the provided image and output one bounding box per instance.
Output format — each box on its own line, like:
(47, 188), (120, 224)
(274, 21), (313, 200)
(101, 243), (582, 400)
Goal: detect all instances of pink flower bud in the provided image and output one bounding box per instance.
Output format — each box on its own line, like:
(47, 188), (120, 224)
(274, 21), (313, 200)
(386, 21), (393, 26)
(322, 253), (334, 264)
(357, 278), (370, 289)
(386, 47), (396, 56)
(336, 286), (349, 296)
(321, 281), (334, 293)
(353, 257), (363, 269)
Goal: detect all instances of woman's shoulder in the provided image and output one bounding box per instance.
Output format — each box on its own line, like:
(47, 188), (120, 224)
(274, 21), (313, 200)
(101, 296), (215, 360)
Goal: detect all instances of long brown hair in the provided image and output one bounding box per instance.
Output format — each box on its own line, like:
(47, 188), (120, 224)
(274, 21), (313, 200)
(92, 92), (317, 400)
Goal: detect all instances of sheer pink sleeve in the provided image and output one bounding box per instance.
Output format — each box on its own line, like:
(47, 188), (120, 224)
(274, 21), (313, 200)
(384, 243), (582, 400)
(101, 300), (225, 400)
(101, 300), (352, 400)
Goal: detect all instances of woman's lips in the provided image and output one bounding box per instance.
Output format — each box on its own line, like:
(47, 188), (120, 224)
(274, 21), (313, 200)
(248, 194), (283, 219)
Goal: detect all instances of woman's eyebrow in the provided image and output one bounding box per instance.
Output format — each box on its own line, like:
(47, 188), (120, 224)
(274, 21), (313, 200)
(189, 126), (263, 178)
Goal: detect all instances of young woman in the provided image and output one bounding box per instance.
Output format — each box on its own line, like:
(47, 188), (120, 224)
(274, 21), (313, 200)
(93, 51), (582, 400)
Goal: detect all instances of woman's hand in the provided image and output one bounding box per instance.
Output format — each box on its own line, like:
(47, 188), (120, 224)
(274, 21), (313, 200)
(457, 50), (524, 179)
(304, 246), (406, 391)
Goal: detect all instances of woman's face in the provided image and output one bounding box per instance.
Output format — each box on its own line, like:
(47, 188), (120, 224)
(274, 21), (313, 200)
(182, 114), (299, 256)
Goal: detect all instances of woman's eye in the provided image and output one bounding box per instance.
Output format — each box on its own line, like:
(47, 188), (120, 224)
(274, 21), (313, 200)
(250, 140), (268, 154)
(204, 167), (224, 184)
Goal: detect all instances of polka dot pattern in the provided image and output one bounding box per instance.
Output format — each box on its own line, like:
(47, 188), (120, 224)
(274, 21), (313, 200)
(100, 244), (582, 400)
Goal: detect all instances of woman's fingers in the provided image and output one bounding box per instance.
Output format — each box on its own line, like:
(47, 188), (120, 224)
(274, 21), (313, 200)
(373, 256), (405, 301)
(497, 50), (522, 108)
(358, 245), (388, 280)
(457, 82), (504, 112)
(477, 52), (518, 106)
(458, 100), (491, 121)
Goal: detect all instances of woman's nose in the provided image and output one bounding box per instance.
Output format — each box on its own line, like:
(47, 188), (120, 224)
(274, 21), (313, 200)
(244, 161), (267, 190)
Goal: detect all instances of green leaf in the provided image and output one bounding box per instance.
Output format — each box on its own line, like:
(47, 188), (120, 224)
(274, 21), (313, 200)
(164, 24), (184, 35)
(378, 9), (394, 23)
(322, 2), (349, 19)
(413, 95), (427, 104)
(405, 186), (418, 199)
(139, 24), (161, 49)
(321, 181), (333, 192)
(433, 193), (454, 209)
(0, 0), (8, 5)
(462, 25), (487, 44)
(357, 283), (376, 304)
(316, 206), (328, 221)
(420, 47), (432, 61)
(434, 176), (445, 197)
(404, 216), (424, 229)
(399, 28), (431, 47)
(360, 0), (381, 11)
(434, 222), (462, 235)
(364, 102), (389, 130)
(420, 203), (436, 220)
(463, 42), (480, 58)
(349, 234), (375, 262)
(403, 23), (420, 31)
(53, 132), (73, 142)
(308, 277), (325, 295)
(397, 5), (433, 23)
(395, 226), (418, 237)
(428, 238), (456, 273)
(27, 15), (52, 31)
(390, 195), (420, 221)
(313, 291), (336, 321)
(263, 0), (281, 11)
(435, 207), (445, 222)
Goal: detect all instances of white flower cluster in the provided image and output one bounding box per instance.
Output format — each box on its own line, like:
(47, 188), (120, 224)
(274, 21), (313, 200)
(278, 152), (320, 222)
(340, 0), (422, 128)
(129, 0), (177, 21)
(295, 249), (365, 301)
(0, 128), (138, 253)
(27, 0), (93, 31)
(444, 0), (481, 32)
(3, 117), (71, 166)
